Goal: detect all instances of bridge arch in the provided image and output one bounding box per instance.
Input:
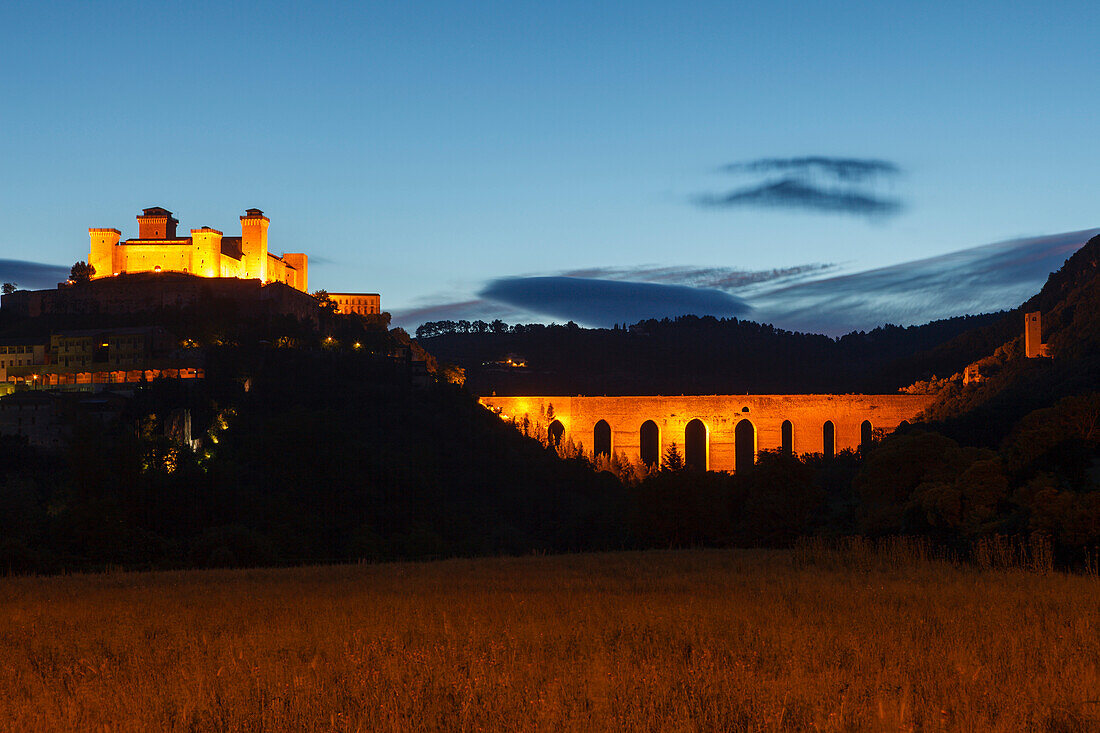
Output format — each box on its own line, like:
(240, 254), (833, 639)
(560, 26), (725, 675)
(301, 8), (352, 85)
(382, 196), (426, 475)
(548, 419), (564, 447)
(640, 420), (660, 466)
(685, 419), (708, 471)
(594, 419), (612, 457)
(823, 420), (835, 458)
(860, 420), (873, 451)
(735, 419), (756, 472)
(781, 419), (794, 455)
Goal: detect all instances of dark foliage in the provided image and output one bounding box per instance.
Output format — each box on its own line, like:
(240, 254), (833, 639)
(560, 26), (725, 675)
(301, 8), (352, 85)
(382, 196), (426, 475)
(421, 313), (1002, 395)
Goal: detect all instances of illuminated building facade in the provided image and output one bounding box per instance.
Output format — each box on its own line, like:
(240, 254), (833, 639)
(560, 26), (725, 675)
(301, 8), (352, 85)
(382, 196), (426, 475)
(89, 207), (308, 292)
(328, 292), (382, 316)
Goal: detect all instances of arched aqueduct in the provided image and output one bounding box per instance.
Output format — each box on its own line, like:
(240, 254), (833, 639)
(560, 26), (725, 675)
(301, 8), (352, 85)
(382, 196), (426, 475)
(479, 394), (936, 472)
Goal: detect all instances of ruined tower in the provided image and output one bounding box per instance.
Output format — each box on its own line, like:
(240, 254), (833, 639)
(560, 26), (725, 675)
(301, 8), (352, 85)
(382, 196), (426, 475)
(1024, 311), (1050, 358)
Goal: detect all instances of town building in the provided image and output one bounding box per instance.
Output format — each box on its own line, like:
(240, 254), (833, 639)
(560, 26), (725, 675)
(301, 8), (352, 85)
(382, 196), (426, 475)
(328, 292), (382, 316)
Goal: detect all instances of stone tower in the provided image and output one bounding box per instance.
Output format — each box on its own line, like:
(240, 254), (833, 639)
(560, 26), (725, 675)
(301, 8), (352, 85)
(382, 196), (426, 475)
(87, 228), (121, 278)
(1024, 311), (1049, 358)
(190, 227), (223, 278)
(239, 208), (269, 282)
(136, 207), (178, 239)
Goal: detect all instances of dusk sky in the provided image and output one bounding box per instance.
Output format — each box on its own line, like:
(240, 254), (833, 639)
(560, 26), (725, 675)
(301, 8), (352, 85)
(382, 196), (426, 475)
(2, 1), (1098, 331)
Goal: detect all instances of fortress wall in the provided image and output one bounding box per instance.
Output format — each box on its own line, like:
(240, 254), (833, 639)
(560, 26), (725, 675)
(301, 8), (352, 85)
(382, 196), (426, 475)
(479, 394), (936, 471)
(116, 243), (192, 275)
(220, 256), (244, 279)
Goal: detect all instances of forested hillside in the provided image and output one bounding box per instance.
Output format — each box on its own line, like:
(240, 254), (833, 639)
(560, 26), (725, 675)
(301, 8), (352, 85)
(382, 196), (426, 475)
(919, 233), (1100, 446)
(421, 312), (1002, 396)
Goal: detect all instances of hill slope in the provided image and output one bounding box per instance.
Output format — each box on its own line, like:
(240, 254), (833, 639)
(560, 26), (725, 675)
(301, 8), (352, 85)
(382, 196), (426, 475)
(917, 233), (1100, 446)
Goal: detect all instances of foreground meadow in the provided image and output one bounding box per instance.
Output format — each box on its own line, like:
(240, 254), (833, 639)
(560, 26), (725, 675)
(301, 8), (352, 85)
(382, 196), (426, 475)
(1, 548), (1098, 732)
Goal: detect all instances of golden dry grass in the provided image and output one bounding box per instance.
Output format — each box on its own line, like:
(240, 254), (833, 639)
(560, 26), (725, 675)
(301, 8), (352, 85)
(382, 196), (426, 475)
(1, 549), (1098, 732)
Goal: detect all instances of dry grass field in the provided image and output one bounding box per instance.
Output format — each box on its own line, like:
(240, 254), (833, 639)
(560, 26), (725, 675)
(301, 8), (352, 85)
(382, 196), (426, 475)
(2, 547), (1098, 732)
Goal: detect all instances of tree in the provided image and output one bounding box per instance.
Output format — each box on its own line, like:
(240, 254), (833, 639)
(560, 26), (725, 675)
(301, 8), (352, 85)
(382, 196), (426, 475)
(70, 261), (96, 283)
(661, 442), (685, 472)
(1, 282), (16, 296)
(311, 289), (338, 315)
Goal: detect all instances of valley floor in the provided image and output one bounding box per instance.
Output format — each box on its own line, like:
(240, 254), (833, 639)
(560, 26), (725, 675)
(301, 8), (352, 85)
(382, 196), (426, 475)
(2, 548), (1098, 732)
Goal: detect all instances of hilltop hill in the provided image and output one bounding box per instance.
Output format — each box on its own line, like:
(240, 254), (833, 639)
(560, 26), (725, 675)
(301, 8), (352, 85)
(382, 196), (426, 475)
(915, 233), (1100, 446)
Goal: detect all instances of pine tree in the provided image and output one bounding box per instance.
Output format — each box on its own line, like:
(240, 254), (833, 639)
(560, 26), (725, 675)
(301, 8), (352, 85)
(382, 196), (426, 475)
(661, 442), (685, 472)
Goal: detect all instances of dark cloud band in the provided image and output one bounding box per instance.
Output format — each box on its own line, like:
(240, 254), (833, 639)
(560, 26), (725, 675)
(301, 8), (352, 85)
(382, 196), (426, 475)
(479, 276), (751, 328)
(0, 260), (70, 290)
(722, 156), (900, 181)
(695, 178), (902, 217)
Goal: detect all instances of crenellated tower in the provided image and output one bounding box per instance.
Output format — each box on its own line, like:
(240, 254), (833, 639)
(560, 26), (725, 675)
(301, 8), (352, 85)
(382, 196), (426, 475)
(240, 208), (269, 282)
(88, 228), (121, 278)
(136, 207), (178, 239)
(190, 227), (223, 278)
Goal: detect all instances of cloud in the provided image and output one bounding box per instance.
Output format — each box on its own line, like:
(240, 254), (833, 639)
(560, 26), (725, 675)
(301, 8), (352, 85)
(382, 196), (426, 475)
(721, 156), (900, 181)
(557, 262), (835, 291)
(478, 276), (750, 327)
(391, 263), (826, 330)
(0, 260), (70, 290)
(394, 229), (1096, 336)
(695, 177), (902, 217)
(749, 229), (1098, 335)
(697, 155), (903, 218)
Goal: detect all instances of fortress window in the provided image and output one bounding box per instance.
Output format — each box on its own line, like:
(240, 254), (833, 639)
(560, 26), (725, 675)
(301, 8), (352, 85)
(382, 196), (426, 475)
(685, 419), (708, 471)
(823, 421), (835, 458)
(593, 420), (611, 457)
(640, 420), (660, 465)
(735, 419), (755, 472)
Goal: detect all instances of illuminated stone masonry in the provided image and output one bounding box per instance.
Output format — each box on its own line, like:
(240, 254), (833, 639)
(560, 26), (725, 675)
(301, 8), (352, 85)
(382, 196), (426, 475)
(480, 394), (937, 472)
(89, 207), (309, 292)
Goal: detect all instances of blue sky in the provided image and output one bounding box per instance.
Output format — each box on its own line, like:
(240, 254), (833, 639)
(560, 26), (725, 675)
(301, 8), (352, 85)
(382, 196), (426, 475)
(1, 1), (1097, 330)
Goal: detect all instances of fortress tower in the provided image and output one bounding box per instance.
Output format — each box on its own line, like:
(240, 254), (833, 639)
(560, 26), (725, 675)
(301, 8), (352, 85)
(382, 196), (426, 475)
(88, 228), (121, 278)
(136, 207), (178, 239)
(239, 208), (270, 282)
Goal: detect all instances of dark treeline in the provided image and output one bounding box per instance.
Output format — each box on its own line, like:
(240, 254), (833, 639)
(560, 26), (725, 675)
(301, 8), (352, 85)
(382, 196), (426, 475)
(420, 312), (1003, 396)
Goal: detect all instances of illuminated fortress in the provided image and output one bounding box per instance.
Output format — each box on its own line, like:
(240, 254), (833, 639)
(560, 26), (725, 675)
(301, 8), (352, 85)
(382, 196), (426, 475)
(89, 207), (308, 292)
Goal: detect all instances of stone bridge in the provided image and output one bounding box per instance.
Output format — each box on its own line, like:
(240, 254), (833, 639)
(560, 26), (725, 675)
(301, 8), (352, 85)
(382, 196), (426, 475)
(479, 394), (936, 472)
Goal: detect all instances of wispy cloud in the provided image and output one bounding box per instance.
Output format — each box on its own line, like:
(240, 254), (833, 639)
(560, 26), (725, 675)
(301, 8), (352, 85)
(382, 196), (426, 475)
(696, 155), (904, 218)
(557, 263), (835, 291)
(478, 276), (750, 327)
(695, 178), (902, 216)
(395, 230), (1096, 335)
(0, 260), (70, 290)
(391, 263), (826, 330)
(749, 229), (1099, 335)
(721, 156), (899, 181)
